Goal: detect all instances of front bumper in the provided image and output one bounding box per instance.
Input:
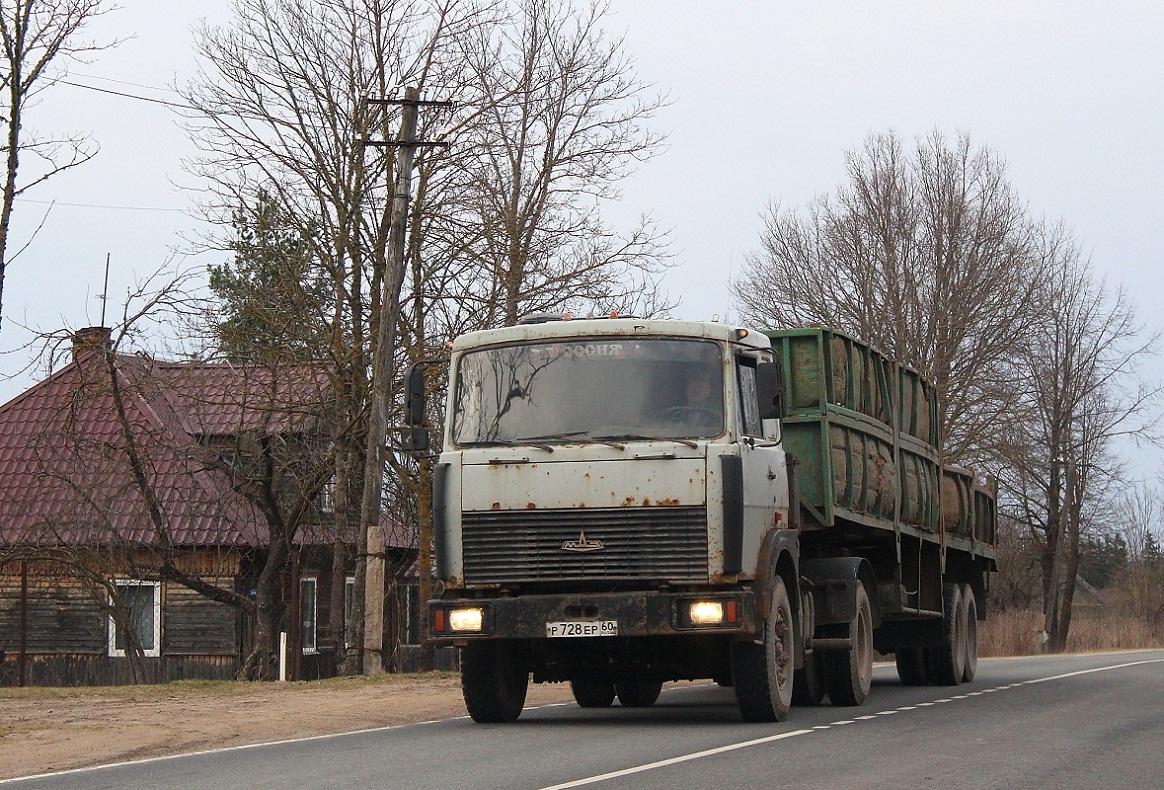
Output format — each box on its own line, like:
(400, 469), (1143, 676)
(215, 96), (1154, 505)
(428, 589), (756, 643)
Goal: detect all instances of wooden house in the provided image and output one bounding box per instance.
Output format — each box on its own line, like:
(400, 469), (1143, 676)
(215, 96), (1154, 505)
(0, 328), (417, 686)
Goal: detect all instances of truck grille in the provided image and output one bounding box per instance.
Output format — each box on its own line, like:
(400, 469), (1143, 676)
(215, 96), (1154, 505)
(461, 506), (708, 584)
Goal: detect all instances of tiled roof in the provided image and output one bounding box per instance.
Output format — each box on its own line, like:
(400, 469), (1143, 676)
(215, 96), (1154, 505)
(0, 346), (333, 548)
(152, 361), (333, 437)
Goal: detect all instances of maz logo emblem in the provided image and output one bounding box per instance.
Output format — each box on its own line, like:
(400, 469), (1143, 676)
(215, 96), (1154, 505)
(562, 531), (605, 552)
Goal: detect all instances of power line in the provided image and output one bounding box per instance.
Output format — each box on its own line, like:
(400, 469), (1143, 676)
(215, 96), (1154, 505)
(15, 197), (187, 213)
(59, 79), (194, 110)
(66, 71), (184, 96)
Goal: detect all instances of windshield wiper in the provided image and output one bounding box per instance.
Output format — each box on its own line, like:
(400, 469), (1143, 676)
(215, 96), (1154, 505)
(599, 433), (699, 449)
(522, 431), (625, 450)
(474, 438), (554, 452)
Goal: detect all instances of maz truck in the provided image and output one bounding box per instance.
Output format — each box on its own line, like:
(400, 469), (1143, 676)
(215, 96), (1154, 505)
(406, 316), (996, 723)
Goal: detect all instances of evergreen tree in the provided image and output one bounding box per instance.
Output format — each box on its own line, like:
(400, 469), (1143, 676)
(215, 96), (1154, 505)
(209, 188), (332, 362)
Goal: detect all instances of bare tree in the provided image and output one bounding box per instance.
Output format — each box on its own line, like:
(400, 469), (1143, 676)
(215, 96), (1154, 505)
(0, 0), (115, 324)
(734, 129), (1041, 462)
(999, 230), (1159, 651)
(448, 0), (672, 327)
(182, 0), (486, 673)
(185, 0), (676, 674)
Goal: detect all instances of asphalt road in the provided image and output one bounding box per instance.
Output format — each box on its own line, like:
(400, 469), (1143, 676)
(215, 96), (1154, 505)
(6, 650), (1162, 790)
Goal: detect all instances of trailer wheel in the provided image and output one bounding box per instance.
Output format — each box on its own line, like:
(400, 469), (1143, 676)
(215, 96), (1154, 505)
(895, 646), (928, 686)
(461, 642), (528, 723)
(926, 584), (966, 686)
(615, 681), (663, 707)
(571, 679), (616, 708)
(792, 650), (826, 706)
(731, 575), (794, 722)
(823, 582), (873, 706)
(960, 584), (978, 683)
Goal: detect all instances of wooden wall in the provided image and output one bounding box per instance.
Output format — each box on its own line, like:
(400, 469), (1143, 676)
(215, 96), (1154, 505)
(0, 561), (244, 687)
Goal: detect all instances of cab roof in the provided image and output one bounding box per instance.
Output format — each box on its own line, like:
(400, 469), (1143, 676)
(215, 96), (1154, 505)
(451, 317), (772, 353)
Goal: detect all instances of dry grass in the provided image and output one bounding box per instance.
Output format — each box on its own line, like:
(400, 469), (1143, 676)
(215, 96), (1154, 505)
(0, 671), (460, 702)
(979, 609), (1164, 657)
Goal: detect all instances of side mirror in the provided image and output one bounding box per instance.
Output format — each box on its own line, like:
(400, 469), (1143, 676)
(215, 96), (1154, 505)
(755, 361), (787, 420)
(405, 363), (426, 426)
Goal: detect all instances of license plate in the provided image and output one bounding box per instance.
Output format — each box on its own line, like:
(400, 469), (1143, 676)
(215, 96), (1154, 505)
(546, 620), (618, 638)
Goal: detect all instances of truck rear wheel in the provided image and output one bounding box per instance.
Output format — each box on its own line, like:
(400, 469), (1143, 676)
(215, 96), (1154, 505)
(792, 650), (826, 705)
(960, 584), (978, 683)
(615, 681), (663, 707)
(895, 646), (928, 686)
(926, 583), (966, 686)
(571, 680), (616, 708)
(731, 575), (794, 722)
(823, 582), (873, 706)
(461, 642), (528, 723)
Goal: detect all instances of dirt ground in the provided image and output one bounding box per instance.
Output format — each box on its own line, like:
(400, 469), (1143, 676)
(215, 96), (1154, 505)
(0, 673), (577, 781)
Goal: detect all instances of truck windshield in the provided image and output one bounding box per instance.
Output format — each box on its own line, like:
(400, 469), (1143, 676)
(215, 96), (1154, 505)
(451, 338), (724, 446)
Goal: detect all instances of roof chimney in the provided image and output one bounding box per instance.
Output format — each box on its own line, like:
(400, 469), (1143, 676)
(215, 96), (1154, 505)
(71, 327), (112, 362)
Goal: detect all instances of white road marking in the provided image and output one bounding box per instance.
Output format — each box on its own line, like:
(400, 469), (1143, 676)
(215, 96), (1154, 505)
(534, 657), (1164, 790)
(537, 729), (815, 790)
(5, 658), (1161, 787)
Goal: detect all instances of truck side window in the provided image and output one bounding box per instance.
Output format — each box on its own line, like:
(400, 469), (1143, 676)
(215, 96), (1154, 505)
(737, 357), (761, 437)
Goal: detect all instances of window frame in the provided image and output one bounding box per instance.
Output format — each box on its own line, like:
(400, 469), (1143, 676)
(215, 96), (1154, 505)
(344, 575), (356, 649)
(107, 579), (162, 658)
(300, 576), (319, 655)
(317, 474), (337, 514)
(736, 355), (763, 437)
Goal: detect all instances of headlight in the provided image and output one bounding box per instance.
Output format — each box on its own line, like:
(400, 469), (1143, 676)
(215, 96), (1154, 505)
(688, 601), (725, 625)
(448, 607), (484, 632)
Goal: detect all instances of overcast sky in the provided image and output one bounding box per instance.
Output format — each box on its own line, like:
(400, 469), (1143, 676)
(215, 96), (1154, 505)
(4, 1), (1163, 440)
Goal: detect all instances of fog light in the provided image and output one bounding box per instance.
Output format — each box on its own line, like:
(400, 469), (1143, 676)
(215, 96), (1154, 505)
(689, 601), (724, 625)
(448, 607), (484, 632)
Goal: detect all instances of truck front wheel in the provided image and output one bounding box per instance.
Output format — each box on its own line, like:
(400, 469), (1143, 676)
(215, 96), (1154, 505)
(731, 576), (794, 722)
(461, 642), (529, 723)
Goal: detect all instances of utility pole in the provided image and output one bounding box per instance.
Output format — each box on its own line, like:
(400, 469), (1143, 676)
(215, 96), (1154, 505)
(358, 87), (450, 675)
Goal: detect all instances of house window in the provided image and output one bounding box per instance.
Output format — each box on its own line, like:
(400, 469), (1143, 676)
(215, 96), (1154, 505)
(344, 575), (356, 649)
(108, 580), (162, 658)
(318, 475), (336, 513)
(300, 577), (318, 654)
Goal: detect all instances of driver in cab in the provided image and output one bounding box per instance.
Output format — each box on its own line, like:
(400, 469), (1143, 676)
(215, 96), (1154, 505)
(669, 375), (721, 436)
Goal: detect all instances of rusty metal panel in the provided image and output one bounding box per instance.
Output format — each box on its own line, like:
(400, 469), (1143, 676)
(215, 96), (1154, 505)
(459, 457), (706, 512)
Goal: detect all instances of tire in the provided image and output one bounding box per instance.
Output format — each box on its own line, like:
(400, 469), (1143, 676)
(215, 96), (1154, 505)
(895, 646), (928, 686)
(732, 575), (795, 722)
(960, 584), (979, 683)
(461, 642), (529, 723)
(615, 681), (663, 707)
(926, 583), (966, 686)
(571, 679), (616, 708)
(823, 582), (873, 706)
(792, 650), (826, 706)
